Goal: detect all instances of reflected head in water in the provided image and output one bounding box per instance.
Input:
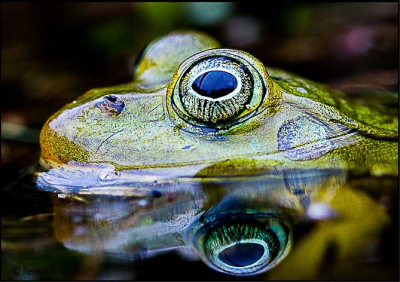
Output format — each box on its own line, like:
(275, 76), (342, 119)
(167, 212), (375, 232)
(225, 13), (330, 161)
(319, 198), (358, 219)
(52, 165), (345, 276)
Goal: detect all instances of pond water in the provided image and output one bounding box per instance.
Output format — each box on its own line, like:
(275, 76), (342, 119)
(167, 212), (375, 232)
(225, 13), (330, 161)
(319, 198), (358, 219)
(2, 152), (398, 280)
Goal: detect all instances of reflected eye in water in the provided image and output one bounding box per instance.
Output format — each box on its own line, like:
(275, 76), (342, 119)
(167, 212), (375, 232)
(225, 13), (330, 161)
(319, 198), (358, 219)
(192, 217), (291, 276)
(167, 49), (270, 130)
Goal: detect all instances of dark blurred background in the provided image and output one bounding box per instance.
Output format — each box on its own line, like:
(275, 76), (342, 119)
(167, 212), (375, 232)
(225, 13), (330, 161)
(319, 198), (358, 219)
(2, 2), (398, 130)
(2, 1), (398, 173)
(1, 2), (398, 280)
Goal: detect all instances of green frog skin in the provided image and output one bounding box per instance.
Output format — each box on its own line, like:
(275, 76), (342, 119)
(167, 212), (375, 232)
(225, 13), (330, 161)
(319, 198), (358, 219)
(36, 30), (398, 192)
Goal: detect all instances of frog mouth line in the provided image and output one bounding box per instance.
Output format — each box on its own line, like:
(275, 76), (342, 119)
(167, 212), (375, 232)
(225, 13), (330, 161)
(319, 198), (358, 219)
(35, 130), (356, 195)
(40, 126), (359, 170)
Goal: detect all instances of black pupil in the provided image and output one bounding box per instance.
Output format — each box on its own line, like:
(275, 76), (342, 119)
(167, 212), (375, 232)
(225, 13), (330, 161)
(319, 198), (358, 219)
(218, 243), (265, 267)
(192, 71), (237, 99)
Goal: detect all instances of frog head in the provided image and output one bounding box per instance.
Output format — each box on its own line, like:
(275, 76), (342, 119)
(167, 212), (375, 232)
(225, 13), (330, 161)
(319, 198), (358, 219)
(37, 30), (397, 192)
(39, 31), (280, 170)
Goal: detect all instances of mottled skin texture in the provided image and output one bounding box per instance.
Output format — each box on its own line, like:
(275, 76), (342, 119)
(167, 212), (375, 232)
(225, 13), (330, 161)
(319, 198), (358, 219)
(37, 30), (398, 191)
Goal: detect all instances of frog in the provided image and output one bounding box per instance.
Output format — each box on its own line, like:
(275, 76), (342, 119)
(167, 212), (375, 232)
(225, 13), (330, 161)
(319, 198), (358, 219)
(35, 30), (398, 276)
(36, 30), (397, 193)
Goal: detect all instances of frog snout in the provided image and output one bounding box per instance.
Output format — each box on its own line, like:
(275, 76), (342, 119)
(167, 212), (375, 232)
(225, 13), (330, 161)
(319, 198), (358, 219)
(39, 113), (89, 166)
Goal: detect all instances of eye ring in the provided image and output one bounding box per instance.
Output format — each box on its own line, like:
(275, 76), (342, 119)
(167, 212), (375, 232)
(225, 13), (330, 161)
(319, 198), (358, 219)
(167, 49), (275, 133)
(178, 56), (253, 125)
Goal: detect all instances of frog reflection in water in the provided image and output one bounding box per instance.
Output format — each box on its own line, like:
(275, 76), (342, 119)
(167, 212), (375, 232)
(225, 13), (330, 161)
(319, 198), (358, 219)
(36, 31), (398, 276)
(53, 166), (345, 276)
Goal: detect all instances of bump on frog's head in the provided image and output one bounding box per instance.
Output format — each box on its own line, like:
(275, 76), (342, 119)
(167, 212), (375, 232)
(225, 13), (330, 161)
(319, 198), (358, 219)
(133, 30), (221, 90)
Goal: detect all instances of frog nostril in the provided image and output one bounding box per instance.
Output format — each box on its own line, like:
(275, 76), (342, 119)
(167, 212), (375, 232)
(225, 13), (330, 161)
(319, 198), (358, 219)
(97, 95), (125, 115)
(192, 71), (238, 99)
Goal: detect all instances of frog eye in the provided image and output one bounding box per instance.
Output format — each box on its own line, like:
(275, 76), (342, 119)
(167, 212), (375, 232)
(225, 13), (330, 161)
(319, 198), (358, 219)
(96, 95), (125, 115)
(167, 49), (270, 130)
(193, 218), (291, 276)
